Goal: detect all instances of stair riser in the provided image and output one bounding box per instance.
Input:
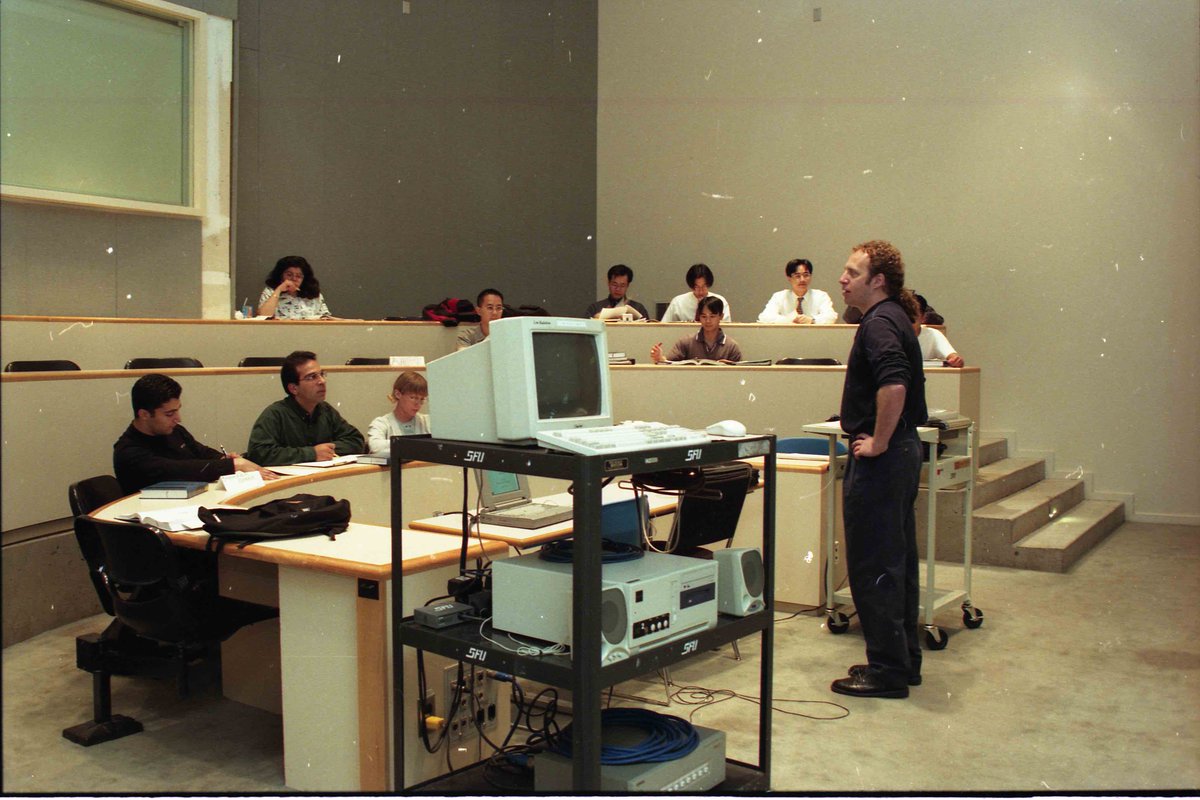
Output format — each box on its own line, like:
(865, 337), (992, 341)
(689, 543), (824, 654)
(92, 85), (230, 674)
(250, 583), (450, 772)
(1013, 504), (1125, 573)
(976, 438), (1009, 468)
(974, 481), (1086, 545)
(972, 460), (1045, 508)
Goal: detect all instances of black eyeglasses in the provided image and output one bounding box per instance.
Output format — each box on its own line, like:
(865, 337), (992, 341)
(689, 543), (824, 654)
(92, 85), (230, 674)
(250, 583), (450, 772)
(299, 370), (328, 383)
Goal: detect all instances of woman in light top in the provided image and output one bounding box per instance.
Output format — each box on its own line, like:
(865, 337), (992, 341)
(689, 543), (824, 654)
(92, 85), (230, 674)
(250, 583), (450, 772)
(660, 264), (732, 323)
(757, 258), (837, 324)
(258, 256), (333, 319)
(651, 296), (742, 364)
(899, 290), (963, 367)
(367, 371), (431, 454)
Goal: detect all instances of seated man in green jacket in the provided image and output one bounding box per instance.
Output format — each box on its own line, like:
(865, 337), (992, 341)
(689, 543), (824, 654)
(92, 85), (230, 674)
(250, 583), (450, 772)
(247, 350), (365, 466)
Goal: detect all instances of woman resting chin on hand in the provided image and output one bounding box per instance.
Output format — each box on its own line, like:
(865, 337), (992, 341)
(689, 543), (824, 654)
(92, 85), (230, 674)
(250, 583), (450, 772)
(258, 256), (335, 319)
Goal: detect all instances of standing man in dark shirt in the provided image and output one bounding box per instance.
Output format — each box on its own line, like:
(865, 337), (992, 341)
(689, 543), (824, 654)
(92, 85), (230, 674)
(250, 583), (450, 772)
(114, 373), (274, 494)
(246, 351), (365, 466)
(832, 240), (928, 699)
(585, 264), (651, 320)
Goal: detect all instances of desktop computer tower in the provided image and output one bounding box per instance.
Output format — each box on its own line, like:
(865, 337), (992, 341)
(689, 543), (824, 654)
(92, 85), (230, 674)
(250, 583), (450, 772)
(492, 550), (718, 664)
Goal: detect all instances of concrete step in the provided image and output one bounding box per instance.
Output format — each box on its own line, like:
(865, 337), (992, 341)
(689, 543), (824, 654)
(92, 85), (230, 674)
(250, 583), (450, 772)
(972, 457), (1045, 509)
(969, 478), (1086, 566)
(977, 436), (1008, 467)
(1012, 499), (1125, 573)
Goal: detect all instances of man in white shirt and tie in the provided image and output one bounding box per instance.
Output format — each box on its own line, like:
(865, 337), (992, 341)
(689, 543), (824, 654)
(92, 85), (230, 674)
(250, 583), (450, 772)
(757, 258), (838, 324)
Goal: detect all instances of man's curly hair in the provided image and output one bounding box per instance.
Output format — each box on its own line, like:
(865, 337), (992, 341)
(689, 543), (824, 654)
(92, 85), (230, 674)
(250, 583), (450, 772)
(853, 239), (905, 298)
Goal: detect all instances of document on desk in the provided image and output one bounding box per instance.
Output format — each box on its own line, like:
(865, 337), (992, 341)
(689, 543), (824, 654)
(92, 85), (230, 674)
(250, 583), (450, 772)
(115, 505), (205, 532)
(269, 455), (360, 476)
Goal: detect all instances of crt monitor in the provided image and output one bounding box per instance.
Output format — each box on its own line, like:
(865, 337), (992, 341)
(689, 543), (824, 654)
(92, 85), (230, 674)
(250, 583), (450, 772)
(427, 316), (613, 444)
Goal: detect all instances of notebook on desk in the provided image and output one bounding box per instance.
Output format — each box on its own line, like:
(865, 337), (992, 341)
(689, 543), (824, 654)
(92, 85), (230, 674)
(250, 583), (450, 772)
(475, 470), (574, 529)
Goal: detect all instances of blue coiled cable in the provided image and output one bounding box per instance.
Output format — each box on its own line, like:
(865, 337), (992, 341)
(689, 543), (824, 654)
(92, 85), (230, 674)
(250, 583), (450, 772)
(548, 707), (699, 765)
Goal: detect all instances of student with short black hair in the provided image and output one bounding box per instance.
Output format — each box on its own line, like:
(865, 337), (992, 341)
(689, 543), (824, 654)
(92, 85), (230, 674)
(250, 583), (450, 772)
(457, 288), (505, 350)
(651, 296), (743, 363)
(113, 373), (273, 493)
(246, 351), (365, 466)
(757, 258), (838, 324)
(660, 264), (732, 323)
(585, 264), (650, 320)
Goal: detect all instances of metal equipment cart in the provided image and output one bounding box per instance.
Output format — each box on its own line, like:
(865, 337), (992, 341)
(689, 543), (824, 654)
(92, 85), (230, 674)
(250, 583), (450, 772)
(801, 419), (983, 649)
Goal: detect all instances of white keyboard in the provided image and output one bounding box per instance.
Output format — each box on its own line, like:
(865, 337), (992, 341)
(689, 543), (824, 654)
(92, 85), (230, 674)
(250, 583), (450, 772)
(535, 421), (711, 456)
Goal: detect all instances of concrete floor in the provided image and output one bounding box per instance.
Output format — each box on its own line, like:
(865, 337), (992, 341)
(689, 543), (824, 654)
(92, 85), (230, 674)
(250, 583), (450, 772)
(3, 520), (1197, 794)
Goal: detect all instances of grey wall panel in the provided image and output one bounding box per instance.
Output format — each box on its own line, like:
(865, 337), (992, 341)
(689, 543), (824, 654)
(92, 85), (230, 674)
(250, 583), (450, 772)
(2, 530), (102, 648)
(0, 201), (201, 318)
(236, 0), (598, 320)
(115, 215), (202, 319)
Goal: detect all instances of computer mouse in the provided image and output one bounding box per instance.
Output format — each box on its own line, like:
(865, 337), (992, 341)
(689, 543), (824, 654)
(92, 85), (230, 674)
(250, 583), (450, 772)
(706, 419), (747, 437)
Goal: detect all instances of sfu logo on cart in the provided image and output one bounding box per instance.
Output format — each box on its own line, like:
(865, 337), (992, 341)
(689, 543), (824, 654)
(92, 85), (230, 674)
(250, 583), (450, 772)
(465, 647), (488, 662)
(681, 639), (699, 655)
(685, 448), (703, 462)
(464, 450), (485, 464)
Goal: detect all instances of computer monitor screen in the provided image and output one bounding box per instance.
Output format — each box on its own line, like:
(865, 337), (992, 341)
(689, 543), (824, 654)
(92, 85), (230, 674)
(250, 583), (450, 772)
(427, 316), (613, 444)
(533, 331), (602, 420)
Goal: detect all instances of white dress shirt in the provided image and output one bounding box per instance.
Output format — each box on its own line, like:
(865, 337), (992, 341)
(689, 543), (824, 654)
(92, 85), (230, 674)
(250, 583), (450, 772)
(660, 291), (732, 323)
(756, 288), (837, 324)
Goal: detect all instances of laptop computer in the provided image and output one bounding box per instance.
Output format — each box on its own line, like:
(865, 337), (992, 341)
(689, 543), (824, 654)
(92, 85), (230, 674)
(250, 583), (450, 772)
(476, 470), (574, 529)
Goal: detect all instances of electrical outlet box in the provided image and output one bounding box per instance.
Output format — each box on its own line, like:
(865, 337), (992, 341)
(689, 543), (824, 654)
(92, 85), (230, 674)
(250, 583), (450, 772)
(441, 664), (498, 740)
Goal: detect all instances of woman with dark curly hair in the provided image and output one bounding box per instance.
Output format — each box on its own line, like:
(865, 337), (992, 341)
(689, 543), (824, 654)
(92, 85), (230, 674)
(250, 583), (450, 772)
(258, 256), (334, 319)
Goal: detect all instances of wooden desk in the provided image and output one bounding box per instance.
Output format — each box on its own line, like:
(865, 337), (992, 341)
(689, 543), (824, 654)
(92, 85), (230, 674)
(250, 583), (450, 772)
(92, 475), (509, 793)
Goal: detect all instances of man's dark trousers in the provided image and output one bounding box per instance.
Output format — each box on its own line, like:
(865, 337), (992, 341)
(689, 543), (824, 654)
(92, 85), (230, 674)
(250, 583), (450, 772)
(842, 425), (923, 686)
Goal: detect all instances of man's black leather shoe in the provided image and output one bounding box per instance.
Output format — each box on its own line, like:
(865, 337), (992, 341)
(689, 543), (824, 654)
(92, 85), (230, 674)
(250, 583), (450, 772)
(850, 663), (922, 686)
(831, 672), (909, 699)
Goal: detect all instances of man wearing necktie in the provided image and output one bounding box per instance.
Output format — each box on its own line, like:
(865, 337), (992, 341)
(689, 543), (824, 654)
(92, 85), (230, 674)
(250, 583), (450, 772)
(756, 258), (838, 324)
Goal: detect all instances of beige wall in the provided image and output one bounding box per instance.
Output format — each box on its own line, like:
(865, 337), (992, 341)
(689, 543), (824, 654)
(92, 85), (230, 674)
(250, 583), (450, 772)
(598, 0), (1200, 521)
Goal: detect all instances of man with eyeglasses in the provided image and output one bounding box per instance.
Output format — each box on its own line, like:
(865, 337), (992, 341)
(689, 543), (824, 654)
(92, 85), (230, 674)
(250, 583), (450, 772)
(585, 264), (650, 320)
(247, 350), (365, 466)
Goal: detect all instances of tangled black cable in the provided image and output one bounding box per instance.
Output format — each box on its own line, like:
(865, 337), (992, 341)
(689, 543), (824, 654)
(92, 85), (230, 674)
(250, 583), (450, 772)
(666, 681), (850, 722)
(538, 537), (643, 563)
(481, 682), (563, 791)
(547, 707), (698, 765)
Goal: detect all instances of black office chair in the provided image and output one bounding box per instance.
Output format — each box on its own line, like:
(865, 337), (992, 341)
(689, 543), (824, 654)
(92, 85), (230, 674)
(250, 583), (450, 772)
(62, 519), (278, 746)
(775, 357), (842, 366)
(4, 359), (81, 372)
(655, 462), (758, 558)
(68, 476), (126, 617)
(345, 357), (390, 365)
(238, 356), (286, 367)
(123, 357), (203, 369)
(655, 302), (670, 321)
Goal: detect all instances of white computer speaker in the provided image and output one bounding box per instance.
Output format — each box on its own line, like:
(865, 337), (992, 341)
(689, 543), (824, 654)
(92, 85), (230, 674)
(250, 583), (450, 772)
(715, 547), (765, 616)
(599, 585), (632, 663)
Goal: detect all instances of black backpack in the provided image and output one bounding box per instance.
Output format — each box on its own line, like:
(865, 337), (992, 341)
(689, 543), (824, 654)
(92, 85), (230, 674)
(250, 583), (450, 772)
(199, 493), (351, 552)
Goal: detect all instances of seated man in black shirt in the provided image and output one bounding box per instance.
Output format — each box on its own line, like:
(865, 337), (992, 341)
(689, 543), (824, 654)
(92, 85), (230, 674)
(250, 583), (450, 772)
(585, 264), (651, 320)
(114, 373), (274, 494)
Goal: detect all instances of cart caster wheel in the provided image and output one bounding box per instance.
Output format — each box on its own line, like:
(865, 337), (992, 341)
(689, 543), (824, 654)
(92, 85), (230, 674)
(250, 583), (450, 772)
(962, 606), (984, 629)
(826, 612), (850, 634)
(923, 626), (948, 650)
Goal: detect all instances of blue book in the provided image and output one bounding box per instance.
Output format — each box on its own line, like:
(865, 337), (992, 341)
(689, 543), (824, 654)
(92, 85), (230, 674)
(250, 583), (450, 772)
(140, 480), (208, 499)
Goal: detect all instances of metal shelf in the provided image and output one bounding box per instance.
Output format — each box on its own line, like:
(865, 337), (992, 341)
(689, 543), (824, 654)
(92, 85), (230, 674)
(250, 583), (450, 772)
(389, 433), (777, 792)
